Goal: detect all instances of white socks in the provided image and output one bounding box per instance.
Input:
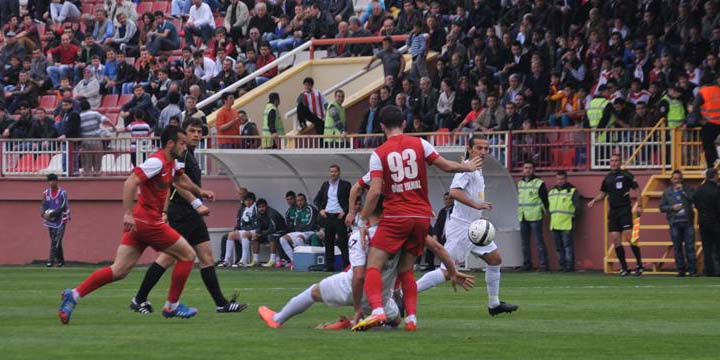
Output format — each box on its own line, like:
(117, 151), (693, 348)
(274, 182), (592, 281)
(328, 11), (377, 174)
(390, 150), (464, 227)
(406, 314), (417, 324)
(164, 301), (178, 311)
(273, 286), (315, 323)
(241, 238), (250, 263)
(486, 265), (501, 308)
(252, 254), (259, 262)
(71, 289), (80, 301)
(371, 307), (385, 316)
(416, 268), (447, 292)
(224, 240), (236, 263)
(280, 237), (294, 262)
(269, 253), (277, 262)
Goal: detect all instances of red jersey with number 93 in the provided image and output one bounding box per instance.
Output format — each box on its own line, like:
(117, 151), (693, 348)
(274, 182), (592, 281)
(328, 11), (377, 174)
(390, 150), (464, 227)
(369, 134), (439, 218)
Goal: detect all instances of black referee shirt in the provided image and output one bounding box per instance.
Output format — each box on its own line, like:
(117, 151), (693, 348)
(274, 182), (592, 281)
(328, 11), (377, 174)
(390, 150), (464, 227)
(600, 170), (638, 209)
(169, 146), (202, 213)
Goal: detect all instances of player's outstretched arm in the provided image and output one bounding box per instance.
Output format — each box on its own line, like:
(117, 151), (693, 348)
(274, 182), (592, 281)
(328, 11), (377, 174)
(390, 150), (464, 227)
(449, 188), (493, 210)
(431, 155), (482, 174)
(345, 181), (367, 227)
(174, 187), (211, 216)
(122, 173), (142, 232)
(587, 191), (607, 208)
(350, 265), (365, 324)
(424, 235), (475, 291)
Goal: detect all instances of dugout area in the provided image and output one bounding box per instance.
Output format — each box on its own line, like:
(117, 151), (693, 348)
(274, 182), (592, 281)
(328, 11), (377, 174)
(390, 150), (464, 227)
(199, 148), (523, 268)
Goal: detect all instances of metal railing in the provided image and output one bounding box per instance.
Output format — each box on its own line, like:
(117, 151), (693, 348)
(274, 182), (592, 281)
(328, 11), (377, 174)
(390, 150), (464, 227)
(0, 127), (701, 177)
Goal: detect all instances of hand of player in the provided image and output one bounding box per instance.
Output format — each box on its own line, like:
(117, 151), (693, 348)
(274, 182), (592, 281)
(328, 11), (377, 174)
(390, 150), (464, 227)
(162, 212), (168, 223)
(476, 202), (493, 210)
(465, 156), (482, 172)
(320, 209), (327, 218)
(196, 204), (210, 216)
(587, 199), (596, 208)
(635, 203), (643, 216)
(359, 225), (370, 252)
(123, 213), (136, 233)
(449, 271), (475, 292)
(672, 204), (683, 211)
(201, 190), (215, 202)
(338, 211), (345, 219)
(345, 211), (355, 227)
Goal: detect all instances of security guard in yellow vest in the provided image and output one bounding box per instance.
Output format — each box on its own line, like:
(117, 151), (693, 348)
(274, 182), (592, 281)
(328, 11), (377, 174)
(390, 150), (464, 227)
(262, 92), (283, 149)
(659, 87), (686, 129)
(324, 89), (346, 148)
(549, 171), (581, 272)
(517, 161), (549, 271)
(585, 85), (615, 142)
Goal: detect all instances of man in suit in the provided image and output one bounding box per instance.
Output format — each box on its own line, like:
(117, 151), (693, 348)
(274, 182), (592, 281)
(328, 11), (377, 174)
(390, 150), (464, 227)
(314, 164), (351, 271)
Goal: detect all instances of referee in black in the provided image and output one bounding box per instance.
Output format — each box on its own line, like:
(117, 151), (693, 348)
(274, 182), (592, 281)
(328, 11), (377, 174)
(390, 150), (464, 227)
(129, 119), (247, 314)
(587, 154), (644, 276)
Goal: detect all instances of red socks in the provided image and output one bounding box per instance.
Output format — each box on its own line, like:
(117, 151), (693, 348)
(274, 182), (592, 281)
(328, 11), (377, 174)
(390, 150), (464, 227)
(75, 267), (114, 297)
(364, 267), (383, 310)
(167, 260), (194, 303)
(398, 271), (417, 317)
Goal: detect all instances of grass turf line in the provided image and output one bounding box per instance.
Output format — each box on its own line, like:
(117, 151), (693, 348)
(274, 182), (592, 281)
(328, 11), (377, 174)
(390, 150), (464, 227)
(0, 267), (718, 359)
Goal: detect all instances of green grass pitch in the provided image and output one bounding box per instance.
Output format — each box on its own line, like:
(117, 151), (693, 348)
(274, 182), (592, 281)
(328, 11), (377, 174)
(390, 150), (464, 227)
(1, 267), (718, 359)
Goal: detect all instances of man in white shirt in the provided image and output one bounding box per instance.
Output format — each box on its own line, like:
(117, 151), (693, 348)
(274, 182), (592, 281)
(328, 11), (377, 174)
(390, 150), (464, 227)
(184, 0), (216, 49)
(415, 135), (519, 317)
(192, 50), (218, 82)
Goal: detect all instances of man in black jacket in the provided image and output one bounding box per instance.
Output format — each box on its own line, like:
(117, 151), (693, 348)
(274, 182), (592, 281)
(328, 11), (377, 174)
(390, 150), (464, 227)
(692, 168), (720, 276)
(253, 198), (288, 268)
(314, 164), (351, 271)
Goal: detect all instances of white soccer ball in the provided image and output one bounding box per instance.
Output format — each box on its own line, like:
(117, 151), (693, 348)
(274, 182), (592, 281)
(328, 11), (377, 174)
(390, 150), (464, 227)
(468, 219), (495, 246)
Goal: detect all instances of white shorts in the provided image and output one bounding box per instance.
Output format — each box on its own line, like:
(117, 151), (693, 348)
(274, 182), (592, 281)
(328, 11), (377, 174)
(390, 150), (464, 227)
(285, 231), (315, 245)
(442, 218), (497, 270)
(317, 272), (399, 321)
(236, 229), (256, 238)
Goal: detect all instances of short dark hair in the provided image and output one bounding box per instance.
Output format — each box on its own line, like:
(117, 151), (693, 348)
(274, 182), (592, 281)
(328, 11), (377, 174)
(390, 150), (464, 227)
(557, 170), (567, 177)
(79, 99), (91, 111)
(160, 126), (186, 148)
(181, 117), (204, 131)
(285, 191), (296, 198)
(269, 92), (280, 102)
(256, 198), (268, 206)
(303, 77), (314, 85)
(523, 160), (535, 167)
(222, 92), (235, 101)
(672, 169), (683, 176)
(245, 192), (256, 201)
(706, 168), (718, 181)
(297, 193), (306, 201)
(329, 164), (341, 172)
(46, 173), (59, 181)
(379, 105), (404, 129)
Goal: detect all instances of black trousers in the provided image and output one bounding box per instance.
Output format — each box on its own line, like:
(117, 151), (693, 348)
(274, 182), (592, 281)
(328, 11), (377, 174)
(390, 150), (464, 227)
(701, 122), (720, 168)
(48, 224), (65, 263)
(699, 224), (720, 276)
(323, 214), (349, 271)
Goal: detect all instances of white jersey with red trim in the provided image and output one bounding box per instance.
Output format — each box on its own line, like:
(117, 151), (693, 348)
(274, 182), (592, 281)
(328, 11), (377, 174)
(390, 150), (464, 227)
(133, 150), (184, 225)
(368, 134), (439, 218)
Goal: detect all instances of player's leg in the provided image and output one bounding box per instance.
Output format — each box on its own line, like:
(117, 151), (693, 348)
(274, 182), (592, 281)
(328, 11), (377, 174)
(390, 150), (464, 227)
(158, 237), (198, 317)
(56, 224), (66, 266)
(609, 210), (630, 276)
(478, 248), (518, 316)
(59, 244), (143, 324)
(47, 227), (57, 267)
(279, 234), (296, 262)
(194, 241), (248, 312)
(417, 220), (467, 292)
(259, 283), (323, 328)
(240, 231), (253, 266)
(263, 235), (279, 267)
(397, 251), (419, 330)
(131, 252), (175, 313)
(625, 228), (643, 274)
(222, 231), (238, 266)
(249, 233), (261, 267)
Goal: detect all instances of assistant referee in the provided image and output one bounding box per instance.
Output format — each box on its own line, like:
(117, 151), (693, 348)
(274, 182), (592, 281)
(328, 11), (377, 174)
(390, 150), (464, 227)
(130, 119), (247, 313)
(588, 154), (644, 276)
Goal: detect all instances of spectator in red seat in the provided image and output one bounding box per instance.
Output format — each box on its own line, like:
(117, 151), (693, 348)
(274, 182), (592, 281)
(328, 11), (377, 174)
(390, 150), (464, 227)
(146, 11), (181, 56)
(5, 71), (39, 113)
(185, 0), (215, 49)
(255, 43), (277, 85)
(49, 0), (81, 24)
(209, 27), (236, 60)
(47, 33), (80, 89)
(224, 0), (250, 44)
(73, 67), (102, 109)
(249, 2), (276, 39)
(210, 58), (238, 92)
(477, 93), (506, 132)
(120, 84), (159, 127)
(104, 13), (139, 55)
(115, 50), (138, 94)
(193, 50), (217, 83)
(32, 108), (60, 140)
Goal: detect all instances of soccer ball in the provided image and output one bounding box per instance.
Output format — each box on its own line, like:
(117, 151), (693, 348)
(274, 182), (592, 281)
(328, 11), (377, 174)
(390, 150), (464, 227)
(468, 219), (495, 246)
(44, 209), (56, 220)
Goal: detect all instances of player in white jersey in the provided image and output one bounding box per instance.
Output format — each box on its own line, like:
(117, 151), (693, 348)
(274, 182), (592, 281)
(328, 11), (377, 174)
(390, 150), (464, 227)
(416, 136), (519, 316)
(258, 200), (474, 329)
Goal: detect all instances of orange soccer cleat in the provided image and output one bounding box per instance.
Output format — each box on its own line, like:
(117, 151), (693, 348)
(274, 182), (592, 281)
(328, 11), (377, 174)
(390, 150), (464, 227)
(258, 306), (283, 328)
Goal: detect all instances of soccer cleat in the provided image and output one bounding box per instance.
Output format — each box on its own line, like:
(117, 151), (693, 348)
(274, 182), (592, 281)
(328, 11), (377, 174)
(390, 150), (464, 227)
(129, 298), (154, 314)
(404, 321), (417, 332)
(316, 316), (352, 330)
(162, 303), (198, 319)
(635, 267), (644, 276)
(58, 289), (76, 324)
(274, 259), (286, 268)
(262, 260), (275, 268)
(258, 306), (282, 328)
(217, 291), (248, 313)
(57, 262), (64, 268)
(488, 301), (519, 317)
(46, 261), (54, 267)
(217, 261), (229, 268)
(247, 260), (258, 267)
(619, 269), (630, 277)
(351, 312), (387, 331)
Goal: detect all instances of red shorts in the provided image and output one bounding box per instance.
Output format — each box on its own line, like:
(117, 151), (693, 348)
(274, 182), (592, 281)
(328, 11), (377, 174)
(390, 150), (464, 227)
(371, 217), (430, 257)
(120, 220), (182, 252)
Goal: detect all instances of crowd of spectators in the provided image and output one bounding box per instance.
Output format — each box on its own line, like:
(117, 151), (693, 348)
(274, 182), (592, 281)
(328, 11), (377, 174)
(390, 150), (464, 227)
(1, 0), (719, 167)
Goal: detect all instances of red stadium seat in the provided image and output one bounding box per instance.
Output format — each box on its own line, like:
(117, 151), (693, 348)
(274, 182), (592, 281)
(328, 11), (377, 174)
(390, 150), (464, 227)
(117, 95), (133, 109)
(215, 17), (224, 28)
(81, 4), (94, 14)
(137, 2), (153, 14)
(40, 95), (57, 112)
(106, 113), (120, 126)
(14, 155), (35, 173)
(34, 154), (51, 172)
(99, 95), (119, 112)
(152, 1), (170, 13)
(434, 128), (451, 146)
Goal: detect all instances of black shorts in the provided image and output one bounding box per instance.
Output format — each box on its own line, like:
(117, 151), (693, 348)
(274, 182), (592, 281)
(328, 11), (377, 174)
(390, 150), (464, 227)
(608, 206), (633, 233)
(168, 208), (210, 246)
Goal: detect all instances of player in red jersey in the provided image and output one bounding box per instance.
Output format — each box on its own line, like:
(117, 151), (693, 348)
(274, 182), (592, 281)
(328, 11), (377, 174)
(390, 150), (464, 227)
(58, 127), (215, 324)
(352, 106), (481, 331)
